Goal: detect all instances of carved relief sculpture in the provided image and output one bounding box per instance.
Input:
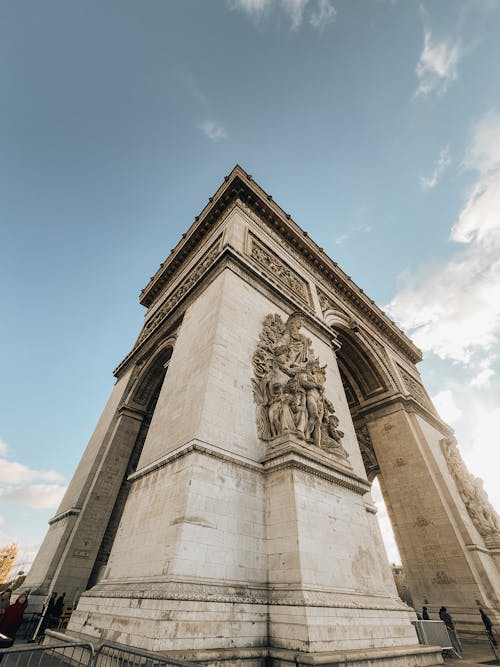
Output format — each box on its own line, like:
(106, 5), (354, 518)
(441, 437), (500, 541)
(252, 312), (349, 460)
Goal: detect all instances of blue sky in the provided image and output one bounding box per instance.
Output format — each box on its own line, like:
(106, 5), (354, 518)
(1, 0), (500, 567)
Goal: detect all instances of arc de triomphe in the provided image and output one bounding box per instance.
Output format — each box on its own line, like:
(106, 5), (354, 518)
(25, 166), (500, 666)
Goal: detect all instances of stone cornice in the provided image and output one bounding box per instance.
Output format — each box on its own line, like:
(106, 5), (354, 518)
(48, 507), (81, 526)
(139, 165), (421, 365)
(353, 393), (454, 436)
(114, 247), (338, 378)
(261, 435), (370, 496)
(128, 438), (263, 483)
(79, 579), (407, 611)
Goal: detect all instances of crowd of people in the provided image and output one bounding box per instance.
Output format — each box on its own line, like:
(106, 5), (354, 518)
(0, 590), (29, 648)
(0, 589), (68, 648)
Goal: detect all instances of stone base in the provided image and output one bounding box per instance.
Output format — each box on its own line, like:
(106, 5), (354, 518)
(269, 645), (443, 667)
(48, 630), (443, 667)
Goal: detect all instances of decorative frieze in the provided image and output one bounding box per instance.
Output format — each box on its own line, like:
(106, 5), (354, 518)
(137, 239), (222, 345)
(248, 234), (312, 306)
(399, 366), (432, 410)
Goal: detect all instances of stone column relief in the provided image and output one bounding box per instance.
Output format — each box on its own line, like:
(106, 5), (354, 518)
(252, 311), (349, 460)
(441, 436), (500, 545)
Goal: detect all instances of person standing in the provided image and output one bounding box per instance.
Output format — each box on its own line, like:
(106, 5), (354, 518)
(439, 606), (463, 654)
(0, 589), (12, 618)
(422, 606), (430, 620)
(479, 608), (497, 646)
(53, 592), (65, 625)
(0, 593), (28, 642)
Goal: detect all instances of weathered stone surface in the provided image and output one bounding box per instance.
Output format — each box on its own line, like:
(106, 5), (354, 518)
(24, 167), (499, 664)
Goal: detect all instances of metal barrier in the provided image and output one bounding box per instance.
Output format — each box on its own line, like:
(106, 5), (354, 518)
(0, 640), (198, 667)
(412, 620), (462, 659)
(0, 641), (94, 667)
(95, 642), (199, 667)
(17, 613), (42, 641)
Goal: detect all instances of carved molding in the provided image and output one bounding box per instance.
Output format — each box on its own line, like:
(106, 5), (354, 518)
(252, 312), (349, 461)
(129, 439), (263, 484)
(136, 239), (222, 346)
(441, 437), (500, 541)
(82, 580), (405, 610)
(48, 507), (81, 526)
(247, 234), (312, 307)
(262, 436), (367, 495)
(398, 365), (433, 411)
(355, 424), (380, 482)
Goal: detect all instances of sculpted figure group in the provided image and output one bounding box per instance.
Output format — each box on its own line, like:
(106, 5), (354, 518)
(442, 437), (500, 540)
(252, 312), (348, 458)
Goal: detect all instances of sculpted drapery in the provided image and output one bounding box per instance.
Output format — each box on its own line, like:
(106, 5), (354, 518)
(442, 437), (500, 540)
(252, 312), (348, 459)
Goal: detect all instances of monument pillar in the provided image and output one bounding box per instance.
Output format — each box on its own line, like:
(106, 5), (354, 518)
(360, 401), (500, 631)
(24, 165), (462, 665)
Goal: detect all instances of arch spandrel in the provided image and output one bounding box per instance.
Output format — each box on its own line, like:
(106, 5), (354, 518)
(125, 336), (176, 409)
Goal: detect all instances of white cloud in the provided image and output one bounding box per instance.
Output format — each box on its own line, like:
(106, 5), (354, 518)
(227, 0), (336, 31)
(14, 545), (41, 572)
(415, 30), (462, 97)
(228, 0), (269, 15)
(334, 224), (372, 245)
(433, 389), (462, 423)
(420, 146), (451, 190)
(0, 439), (66, 512)
(0, 458), (64, 484)
(470, 367), (495, 388)
(310, 0), (336, 28)
(387, 112), (500, 379)
(198, 120), (227, 142)
(0, 439), (8, 456)
(283, 0), (308, 30)
(0, 484), (67, 510)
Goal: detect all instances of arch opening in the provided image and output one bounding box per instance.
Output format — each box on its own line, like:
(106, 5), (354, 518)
(86, 346), (173, 588)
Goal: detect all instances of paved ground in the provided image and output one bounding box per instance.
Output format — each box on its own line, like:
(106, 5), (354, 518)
(444, 638), (500, 666)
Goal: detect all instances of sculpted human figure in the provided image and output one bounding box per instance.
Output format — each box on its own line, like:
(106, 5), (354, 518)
(267, 377), (296, 438)
(267, 379), (284, 438)
(289, 378), (308, 438)
(274, 312), (313, 371)
(442, 437), (500, 538)
(253, 312), (348, 459)
(295, 359), (326, 447)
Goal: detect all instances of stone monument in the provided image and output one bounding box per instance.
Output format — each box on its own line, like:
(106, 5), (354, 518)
(24, 166), (500, 665)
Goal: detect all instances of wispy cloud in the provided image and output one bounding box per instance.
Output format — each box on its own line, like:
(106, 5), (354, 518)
(386, 112), (500, 382)
(420, 146), (452, 190)
(0, 438), (67, 510)
(198, 120), (227, 142)
(310, 0), (336, 29)
(0, 484), (67, 510)
(227, 0), (336, 31)
(415, 30), (462, 97)
(335, 223), (372, 245)
(0, 457), (64, 485)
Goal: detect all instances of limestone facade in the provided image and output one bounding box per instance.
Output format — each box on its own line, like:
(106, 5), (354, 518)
(23, 166), (500, 665)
